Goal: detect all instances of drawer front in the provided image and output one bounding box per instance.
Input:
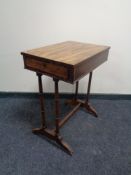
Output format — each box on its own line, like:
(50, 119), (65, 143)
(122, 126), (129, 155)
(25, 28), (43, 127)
(24, 57), (68, 80)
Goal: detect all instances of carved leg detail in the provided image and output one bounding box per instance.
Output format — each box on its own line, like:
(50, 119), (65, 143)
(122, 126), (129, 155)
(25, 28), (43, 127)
(37, 73), (46, 128)
(53, 78), (60, 136)
(32, 72), (97, 155)
(32, 76), (73, 155)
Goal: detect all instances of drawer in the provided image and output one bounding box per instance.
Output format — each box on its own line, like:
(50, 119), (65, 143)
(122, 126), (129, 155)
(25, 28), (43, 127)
(24, 57), (68, 80)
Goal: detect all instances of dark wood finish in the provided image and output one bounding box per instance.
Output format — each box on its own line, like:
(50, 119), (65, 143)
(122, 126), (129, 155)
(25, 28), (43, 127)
(58, 103), (81, 129)
(53, 78), (60, 136)
(21, 41), (110, 155)
(24, 56), (68, 81)
(74, 81), (79, 101)
(86, 72), (93, 103)
(37, 73), (46, 128)
(65, 99), (98, 118)
(21, 41), (110, 83)
(32, 77), (73, 155)
(32, 127), (73, 155)
(74, 49), (109, 81)
(32, 128), (56, 140)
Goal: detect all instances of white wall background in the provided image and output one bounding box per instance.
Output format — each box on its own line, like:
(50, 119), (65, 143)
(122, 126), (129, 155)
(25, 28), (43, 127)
(0, 0), (131, 94)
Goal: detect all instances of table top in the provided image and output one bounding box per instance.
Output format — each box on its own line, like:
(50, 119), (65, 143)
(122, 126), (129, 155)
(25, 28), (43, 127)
(21, 41), (110, 83)
(22, 41), (110, 66)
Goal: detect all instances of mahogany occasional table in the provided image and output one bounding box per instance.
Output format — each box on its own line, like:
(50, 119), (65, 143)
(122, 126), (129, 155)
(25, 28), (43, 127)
(21, 41), (110, 155)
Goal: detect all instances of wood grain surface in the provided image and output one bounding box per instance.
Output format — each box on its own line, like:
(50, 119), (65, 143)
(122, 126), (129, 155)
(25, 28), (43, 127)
(21, 41), (110, 83)
(22, 41), (110, 65)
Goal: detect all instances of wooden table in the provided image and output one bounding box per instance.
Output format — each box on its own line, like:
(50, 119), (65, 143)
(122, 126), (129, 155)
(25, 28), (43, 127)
(21, 41), (110, 155)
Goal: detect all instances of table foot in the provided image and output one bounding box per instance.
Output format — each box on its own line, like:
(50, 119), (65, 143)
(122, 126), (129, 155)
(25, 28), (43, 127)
(32, 127), (44, 134)
(32, 127), (73, 155)
(83, 102), (98, 118)
(56, 137), (73, 155)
